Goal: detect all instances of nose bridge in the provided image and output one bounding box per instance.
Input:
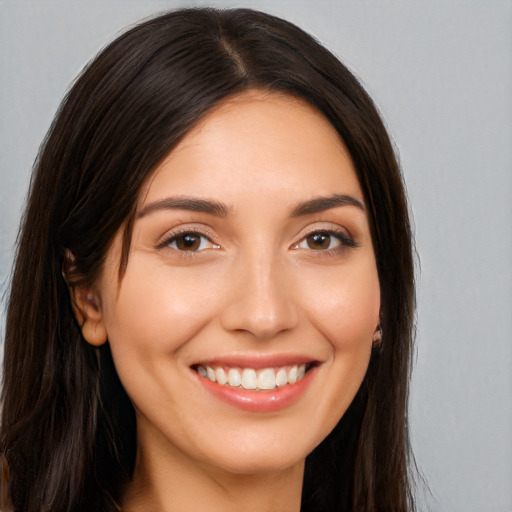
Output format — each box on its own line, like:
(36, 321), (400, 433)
(221, 243), (298, 338)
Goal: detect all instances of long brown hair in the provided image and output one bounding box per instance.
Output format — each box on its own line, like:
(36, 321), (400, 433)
(1, 8), (416, 511)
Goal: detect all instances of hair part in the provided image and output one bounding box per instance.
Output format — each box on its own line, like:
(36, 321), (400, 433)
(1, 8), (416, 511)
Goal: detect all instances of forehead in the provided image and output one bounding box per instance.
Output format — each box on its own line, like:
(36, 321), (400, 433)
(140, 91), (362, 207)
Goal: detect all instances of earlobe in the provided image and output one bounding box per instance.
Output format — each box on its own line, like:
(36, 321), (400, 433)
(69, 285), (108, 347)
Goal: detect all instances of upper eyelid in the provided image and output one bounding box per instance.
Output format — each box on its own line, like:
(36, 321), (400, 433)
(155, 221), (356, 247)
(157, 225), (218, 248)
(294, 222), (353, 240)
(292, 223), (358, 250)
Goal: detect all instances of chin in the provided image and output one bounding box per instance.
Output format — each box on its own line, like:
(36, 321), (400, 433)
(192, 427), (319, 477)
(209, 451), (306, 477)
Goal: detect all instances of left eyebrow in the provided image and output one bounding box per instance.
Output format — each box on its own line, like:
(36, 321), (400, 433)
(291, 194), (365, 217)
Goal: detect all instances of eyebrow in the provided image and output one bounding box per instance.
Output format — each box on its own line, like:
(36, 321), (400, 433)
(137, 196), (230, 218)
(137, 193), (364, 219)
(291, 194), (365, 216)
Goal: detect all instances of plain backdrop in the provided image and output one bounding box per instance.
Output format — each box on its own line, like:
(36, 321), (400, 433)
(1, 1), (511, 511)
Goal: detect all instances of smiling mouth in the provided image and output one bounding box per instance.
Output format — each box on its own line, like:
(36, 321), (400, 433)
(192, 363), (317, 391)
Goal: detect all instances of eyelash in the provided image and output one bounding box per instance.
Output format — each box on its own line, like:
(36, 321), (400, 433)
(158, 227), (357, 255)
(158, 229), (220, 253)
(293, 229), (357, 254)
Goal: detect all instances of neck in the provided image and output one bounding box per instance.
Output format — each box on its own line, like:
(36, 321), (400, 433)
(121, 435), (304, 512)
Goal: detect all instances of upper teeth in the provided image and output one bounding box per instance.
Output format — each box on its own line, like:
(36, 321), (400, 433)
(197, 364), (307, 390)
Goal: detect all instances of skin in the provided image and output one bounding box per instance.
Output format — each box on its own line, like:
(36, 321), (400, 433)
(75, 91), (381, 512)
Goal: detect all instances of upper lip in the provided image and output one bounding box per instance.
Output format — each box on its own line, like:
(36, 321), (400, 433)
(191, 353), (320, 370)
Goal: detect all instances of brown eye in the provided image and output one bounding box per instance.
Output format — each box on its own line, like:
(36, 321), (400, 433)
(306, 232), (337, 250)
(294, 229), (356, 252)
(167, 232), (219, 252)
(175, 234), (201, 251)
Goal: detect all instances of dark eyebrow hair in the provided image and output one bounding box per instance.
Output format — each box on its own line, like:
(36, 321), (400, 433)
(291, 194), (365, 216)
(137, 196), (230, 218)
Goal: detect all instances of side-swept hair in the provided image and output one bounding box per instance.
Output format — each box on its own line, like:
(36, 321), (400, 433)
(1, 8), (415, 511)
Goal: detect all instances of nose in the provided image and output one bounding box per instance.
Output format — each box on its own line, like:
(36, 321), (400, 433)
(220, 251), (299, 339)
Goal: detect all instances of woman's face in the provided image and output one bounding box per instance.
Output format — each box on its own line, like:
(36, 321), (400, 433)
(90, 91), (380, 477)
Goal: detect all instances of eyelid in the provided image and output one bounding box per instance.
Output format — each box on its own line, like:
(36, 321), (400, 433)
(156, 225), (220, 251)
(291, 223), (358, 251)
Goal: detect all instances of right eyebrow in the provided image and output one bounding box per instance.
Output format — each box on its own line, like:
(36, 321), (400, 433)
(137, 196), (231, 218)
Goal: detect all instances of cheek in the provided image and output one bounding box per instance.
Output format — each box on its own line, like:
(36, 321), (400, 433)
(300, 260), (381, 349)
(101, 260), (223, 368)
(286, 259), (380, 446)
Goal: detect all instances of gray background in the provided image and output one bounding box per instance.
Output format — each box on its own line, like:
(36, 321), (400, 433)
(1, 1), (511, 511)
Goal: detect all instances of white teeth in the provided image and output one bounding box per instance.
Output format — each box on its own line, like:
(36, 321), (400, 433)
(242, 369), (258, 389)
(228, 368), (241, 387)
(197, 363), (310, 390)
(206, 366), (216, 382)
(257, 368), (276, 390)
(275, 368), (288, 387)
(215, 367), (227, 385)
(288, 366), (298, 384)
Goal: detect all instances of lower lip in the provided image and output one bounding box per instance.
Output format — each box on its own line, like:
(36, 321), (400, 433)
(194, 367), (317, 412)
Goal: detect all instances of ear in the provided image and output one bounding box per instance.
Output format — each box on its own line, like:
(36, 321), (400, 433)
(372, 323), (382, 348)
(63, 250), (108, 346)
(69, 284), (108, 346)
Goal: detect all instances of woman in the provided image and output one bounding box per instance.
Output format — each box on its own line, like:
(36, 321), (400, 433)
(1, 7), (416, 512)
